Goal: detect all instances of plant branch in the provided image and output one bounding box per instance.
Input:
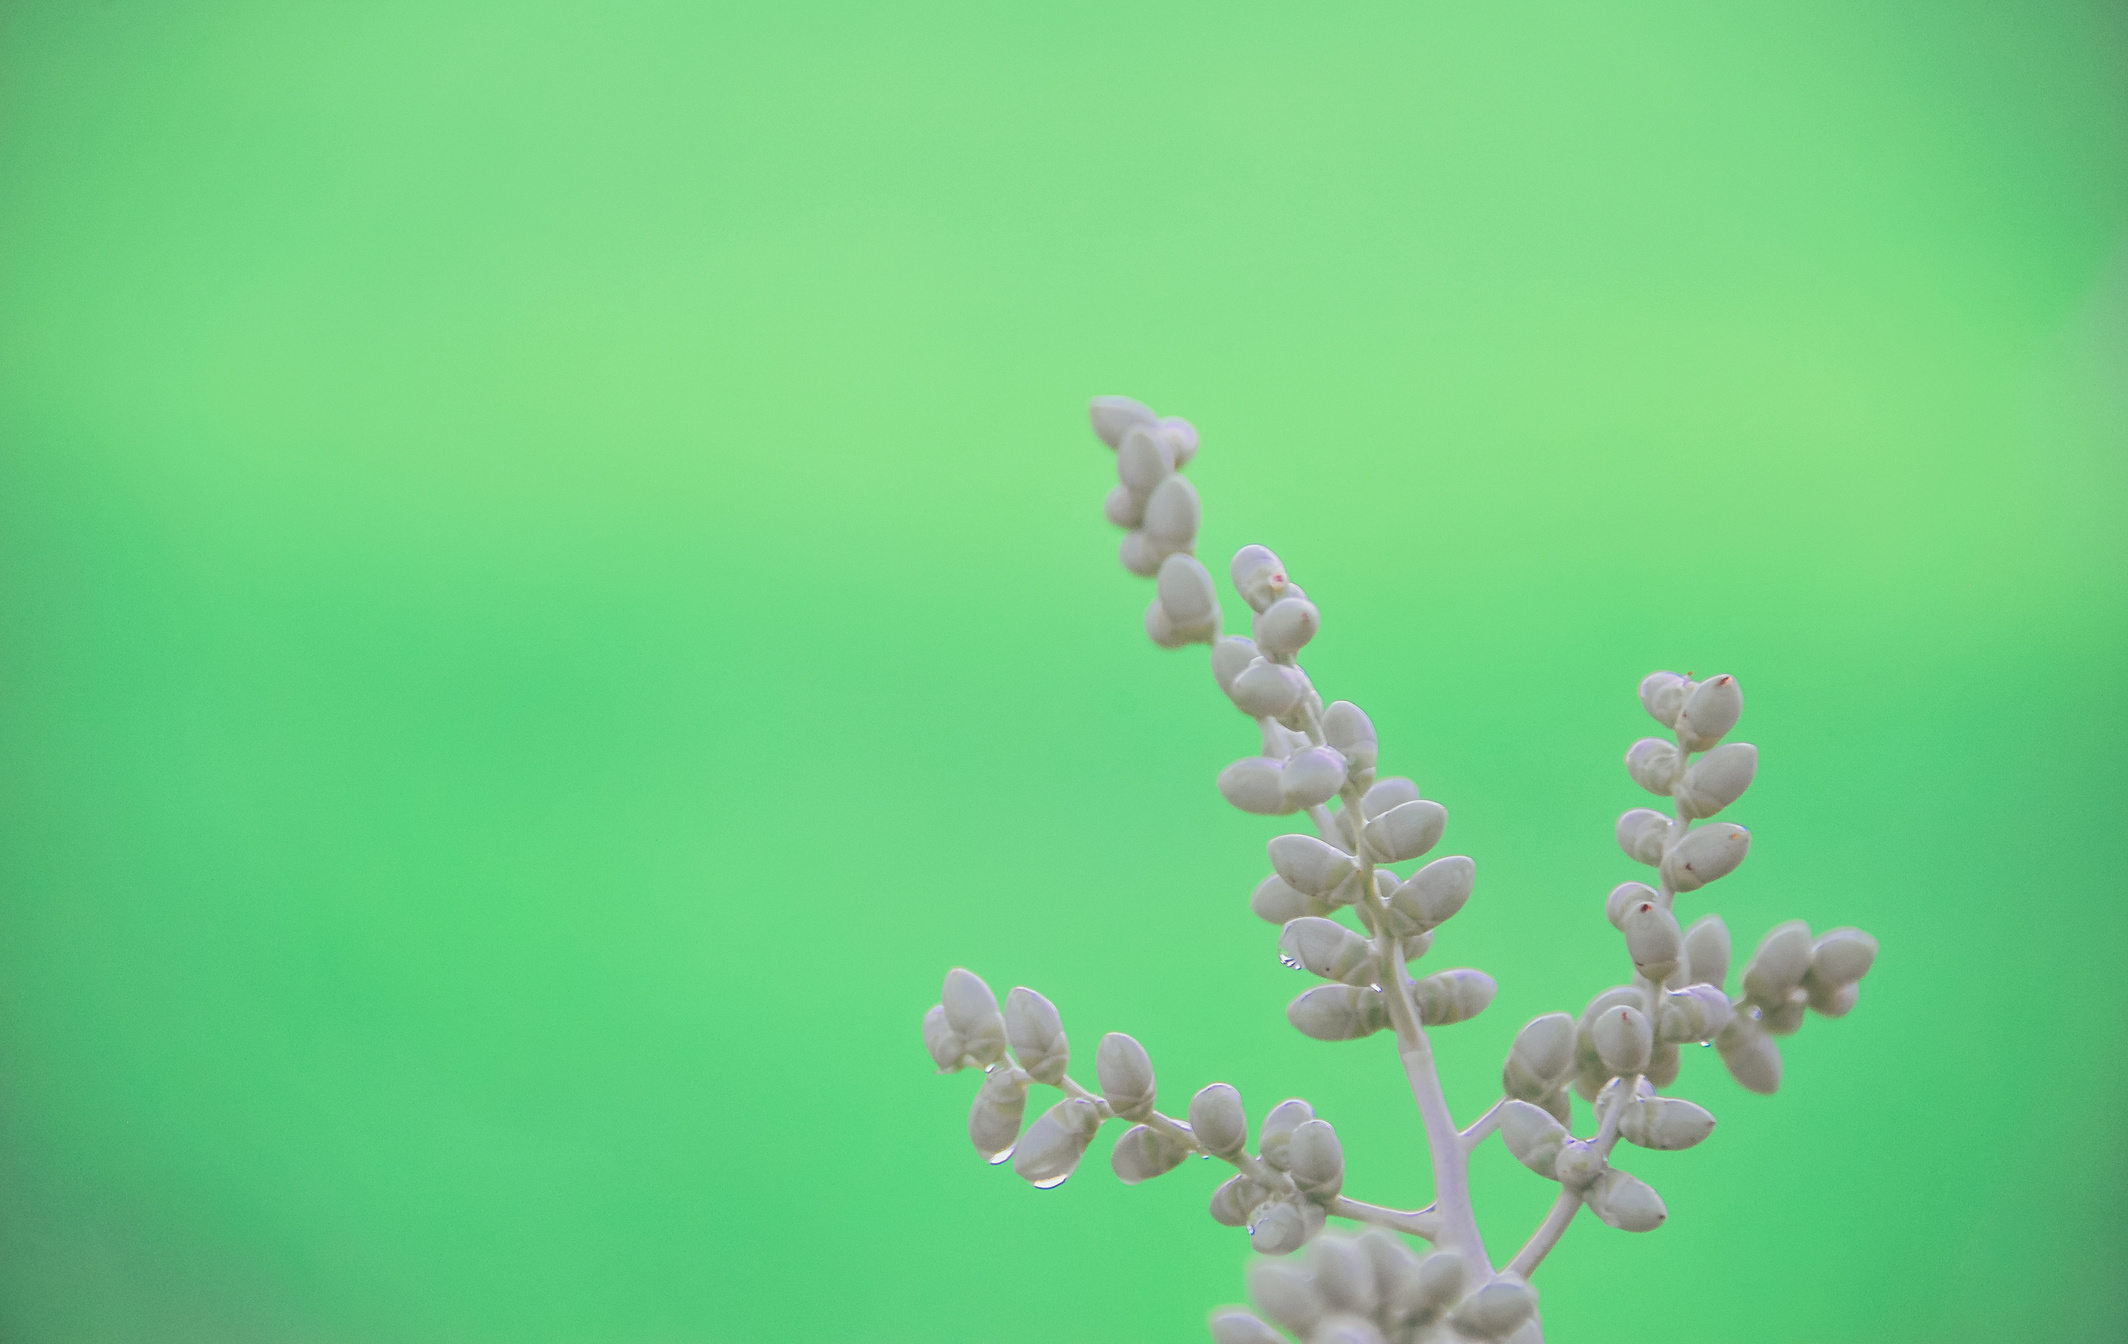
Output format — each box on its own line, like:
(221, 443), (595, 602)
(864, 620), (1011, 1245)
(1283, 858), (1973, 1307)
(1460, 1099), (1507, 1152)
(1329, 1196), (1441, 1240)
(1505, 1189), (1582, 1279)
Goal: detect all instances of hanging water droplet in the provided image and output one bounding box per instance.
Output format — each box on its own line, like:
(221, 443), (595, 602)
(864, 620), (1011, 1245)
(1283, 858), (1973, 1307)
(1279, 955), (1301, 970)
(1032, 1173), (1070, 1190)
(987, 1144), (1016, 1166)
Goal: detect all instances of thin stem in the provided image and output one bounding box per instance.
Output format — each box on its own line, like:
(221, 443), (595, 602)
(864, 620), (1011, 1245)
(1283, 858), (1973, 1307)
(1460, 1099), (1507, 1152)
(1328, 1196), (1441, 1240)
(1506, 1189), (1582, 1279)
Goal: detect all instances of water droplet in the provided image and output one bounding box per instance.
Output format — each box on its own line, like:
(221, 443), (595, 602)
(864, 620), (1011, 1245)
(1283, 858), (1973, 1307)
(987, 1145), (1016, 1166)
(1278, 955), (1301, 970)
(1032, 1173), (1070, 1190)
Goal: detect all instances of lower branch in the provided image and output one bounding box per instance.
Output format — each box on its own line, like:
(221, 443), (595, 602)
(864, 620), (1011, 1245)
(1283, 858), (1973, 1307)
(1329, 1196), (1441, 1240)
(1506, 1189), (1582, 1279)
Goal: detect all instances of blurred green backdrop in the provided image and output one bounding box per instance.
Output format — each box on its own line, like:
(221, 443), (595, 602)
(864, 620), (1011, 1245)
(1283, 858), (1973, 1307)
(1, 1), (2124, 1341)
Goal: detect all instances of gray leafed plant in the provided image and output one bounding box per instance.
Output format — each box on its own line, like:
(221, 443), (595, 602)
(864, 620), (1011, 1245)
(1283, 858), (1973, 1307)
(920, 398), (1881, 1344)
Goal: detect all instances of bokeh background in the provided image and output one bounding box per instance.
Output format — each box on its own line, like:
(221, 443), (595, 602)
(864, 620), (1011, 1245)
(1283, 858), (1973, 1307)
(2, 2), (2124, 1341)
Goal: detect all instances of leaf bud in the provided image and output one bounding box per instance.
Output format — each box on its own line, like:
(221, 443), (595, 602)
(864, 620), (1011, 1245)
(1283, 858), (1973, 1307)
(1741, 920), (1814, 1009)
(1681, 914), (1731, 989)
(1660, 823), (1750, 891)
(1229, 659), (1305, 717)
(1117, 423), (1175, 491)
(1004, 986), (1069, 1084)
(1622, 899), (1684, 983)
(968, 1065), (1031, 1161)
(1616, 808), (1671, 866)
(1281, 746), (1349, 809)
(1499, 1099), (1568, 1179)
(1357, 1230), (1422, 1320)
(1269, 833), (1361, 896)
(1143, 473), (1202, 550)
(1407, 1252), (1466, 1320)
(1206, 1309), (1282, 1344)
(1248, 1198), (1318, 1256)
(1810, 927), (1879, 986)
(941, 968), (1008, 1067)
(1156, 552), (1218, 626)
(1096, 1031), (1157, 1121)
(1145, 600), (1191, 650)
(1410, 968), (1496, 1026)
(1625, 738), (1684, 795)
(1399, 931), (1434, 962)
(1505, 1012), (1578, 1095)
(1309, 1315), (1386, 1344)
(1761, 997), (1807, 1036)
(1585, 1168), (1667, 1231)
(1089, 394), (1156, 448)
(1219, 757), (1293, 815)
(1255, 596), (1321, 657)
(1639, 671), (1689, 727)
(1553, 1138), (1605, 1189)
(1011, 1096), (1103, 1188)
(1716, 1018), (1783, 1094)
(1657, 983), (1733, 1043)
(1619, 1096), (1717, 1151)
(1158, 415), (1200, 467)
(1212, 1173), (1273, 1227)
(1247, 1259), (1327, 1335)
(1287, 984), (1390, 1041)
(1310, 1236), (1376, 1317)
(1362, 799), (1447, 863)
(1386, 854), (1475, 933)
(1119, 528), (1162, 577)
(1806, 979), (1860, 1018)
(1675, 673), (1743, 750)
(1189, 1083), (1250, 1158)
(1103, 483), (1147, 528)
(1677, 742), (1757, 818)
(1361, 775), (1419, 819)
(1591, 1005), (1654, 1075)
(1581, 985), (1642, 1030)
(1604, 881), (1656, 931)
(1212, 636), (1260, 697)
(1280, 917), (1379, 986)
(1111, 1123), (1192, 1184)
(1451, 1281), (1539, 1340)
(1257, 1098), (1317, 1170)
(1321, 701), (1379, 773)
(922, 1004), (965, 1072)
(1251, 872), (1322, 924)
(1231, 545), (1289, 613)
(1206, 1308), (1284, 1344)
(1287, 1118), (1345, 1200)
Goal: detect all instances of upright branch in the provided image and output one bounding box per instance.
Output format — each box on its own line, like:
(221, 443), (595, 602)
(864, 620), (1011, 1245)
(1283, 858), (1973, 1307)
(919, 398), (1882, 1344)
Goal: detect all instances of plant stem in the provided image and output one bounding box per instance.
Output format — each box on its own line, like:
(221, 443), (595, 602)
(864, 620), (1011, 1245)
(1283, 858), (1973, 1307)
(1505, 1189), (1581, 1278)
(1328, 1196), (1442, 1239)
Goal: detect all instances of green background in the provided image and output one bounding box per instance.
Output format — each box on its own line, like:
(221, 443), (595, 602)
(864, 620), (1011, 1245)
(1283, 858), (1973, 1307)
(1, 1), (2123, 1340)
